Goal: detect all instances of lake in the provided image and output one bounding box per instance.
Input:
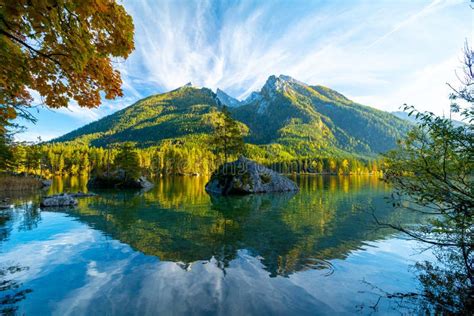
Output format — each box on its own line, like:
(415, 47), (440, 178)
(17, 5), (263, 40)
(0, 175), (433, 315)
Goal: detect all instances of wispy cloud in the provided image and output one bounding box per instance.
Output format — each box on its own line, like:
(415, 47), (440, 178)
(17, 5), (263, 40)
(363, 0), (459, 51)
(352, 52), (463, 115)
(121, 0), (468, 100)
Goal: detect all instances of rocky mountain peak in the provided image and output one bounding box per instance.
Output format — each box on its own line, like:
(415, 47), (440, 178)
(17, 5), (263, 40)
(278, 74), (297, 82)
(216, 88), (242, 108)
(261, 76), (282, 99)
(260, 74), (304, 96)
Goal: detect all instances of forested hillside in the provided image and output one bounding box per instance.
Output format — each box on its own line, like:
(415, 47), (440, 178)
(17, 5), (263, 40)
(54, 75), (411, 159)
(54, 85), (221, 147)
(232, 75), (409, 156)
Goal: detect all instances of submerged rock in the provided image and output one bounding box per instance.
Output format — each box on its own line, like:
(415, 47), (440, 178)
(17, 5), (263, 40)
(205, 157), (299, 195)
(0, 198), (11, 209)
(69, 191), (97, 198)
(41, 179), (52, 187)
(41, 194), (78, 208)
(87, 170), (154, 189)
(137, 176), (154, 189)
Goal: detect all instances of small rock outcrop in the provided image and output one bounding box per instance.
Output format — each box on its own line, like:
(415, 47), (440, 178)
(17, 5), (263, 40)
(69, 191), (97, 198)
(205, 157), (299, 195)
(0, 198), (11, 209)
(41, 179), (52, 187)
(87, 170), (154, 189)
(137, 176), (154, 189)
(41, 194), (78, 208)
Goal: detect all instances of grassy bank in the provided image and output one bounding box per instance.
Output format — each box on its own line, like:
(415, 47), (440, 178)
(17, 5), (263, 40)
(0, 175), (43, 192)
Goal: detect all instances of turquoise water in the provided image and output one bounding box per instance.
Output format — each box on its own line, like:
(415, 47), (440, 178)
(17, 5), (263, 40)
(0, 176), (432, 315)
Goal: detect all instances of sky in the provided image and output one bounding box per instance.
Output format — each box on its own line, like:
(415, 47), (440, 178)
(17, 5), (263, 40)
(17, 0), (473, 142)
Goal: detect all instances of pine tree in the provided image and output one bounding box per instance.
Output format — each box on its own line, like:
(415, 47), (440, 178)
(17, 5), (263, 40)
(209, 106), (248, 163)
(114, 143), (140, 180)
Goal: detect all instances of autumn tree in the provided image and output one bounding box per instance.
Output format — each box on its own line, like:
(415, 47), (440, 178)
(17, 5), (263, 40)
(208, 106), (248, 163)
(0, 0), (135, 135)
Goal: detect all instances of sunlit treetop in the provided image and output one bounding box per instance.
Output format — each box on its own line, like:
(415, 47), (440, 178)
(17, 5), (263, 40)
(0, 0), (135, 131)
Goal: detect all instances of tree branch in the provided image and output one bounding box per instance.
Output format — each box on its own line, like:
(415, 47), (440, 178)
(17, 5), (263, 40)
(0, 29), (68, 66)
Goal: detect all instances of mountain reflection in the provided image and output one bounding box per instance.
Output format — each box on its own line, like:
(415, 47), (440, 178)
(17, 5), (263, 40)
(49, 175), (417, 277)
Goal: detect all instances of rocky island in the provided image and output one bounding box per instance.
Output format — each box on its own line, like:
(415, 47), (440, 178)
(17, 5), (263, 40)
(205, 157), (299, 195)
(40, 193), (79, 207)
(87, 170), (154, 190)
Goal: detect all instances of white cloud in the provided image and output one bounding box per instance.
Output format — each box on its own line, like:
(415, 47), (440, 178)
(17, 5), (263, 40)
(15, 130), (61, 142)
(0, 227), (97, 282)
(363, 0), (462, 51)
(54, 95), (139, 123)
(351, 52), (463, 116)
(119, 0), (469, 109)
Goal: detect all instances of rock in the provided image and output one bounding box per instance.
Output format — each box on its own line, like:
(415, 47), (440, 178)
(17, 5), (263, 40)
(87, 170), (154, 189)
(209, 191), (297, 213)
(69, 191), (97, 198)
(137, 176), (154, 189)
(205, 156), (299, 195)
(41, 179), (52, 187)
(41, 194), (78, 208)
(0, 199), (12, 209)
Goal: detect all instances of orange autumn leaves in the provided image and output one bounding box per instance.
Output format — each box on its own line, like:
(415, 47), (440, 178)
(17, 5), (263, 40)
(0, 0), (135, 130)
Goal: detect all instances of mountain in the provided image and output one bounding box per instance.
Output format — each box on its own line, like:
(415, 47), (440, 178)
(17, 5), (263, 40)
(216, 88), (242, 108)
(54, 75), (411, 157)
(54, 85), (221, 147)
(232, 75), (410, 155)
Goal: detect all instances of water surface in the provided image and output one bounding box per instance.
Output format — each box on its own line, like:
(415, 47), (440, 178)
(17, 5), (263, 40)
(0, 175), (432, 315)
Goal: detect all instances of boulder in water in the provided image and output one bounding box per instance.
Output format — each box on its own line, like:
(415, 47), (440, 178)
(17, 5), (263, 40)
(41, 194), (78, 207)
(205, 157), (299, 195)
(69, 191), (97, 198)
(0, 198), (11, 209)
(87, 170), (154, 189)
(41, 179), (52, 187)
(137, 176), (154, 189)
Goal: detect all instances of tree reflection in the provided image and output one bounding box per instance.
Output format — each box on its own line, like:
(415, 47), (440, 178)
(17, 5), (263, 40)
(17, 203), (41, 231)
(208, 192), (300, 276)
(414, 248), (473, 313)
(0, 265), (32, 315)
(0, 210), (34, 315)
(55, 175), (420, 278)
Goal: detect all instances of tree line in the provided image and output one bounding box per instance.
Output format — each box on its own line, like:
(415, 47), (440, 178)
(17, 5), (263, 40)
(1, 141), (383, 178)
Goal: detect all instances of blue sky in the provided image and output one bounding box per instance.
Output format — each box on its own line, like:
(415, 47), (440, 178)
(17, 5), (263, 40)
(17, 0), (472, 142)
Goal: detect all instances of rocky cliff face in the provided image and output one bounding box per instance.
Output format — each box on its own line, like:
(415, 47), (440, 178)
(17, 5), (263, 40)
(216, 88), (242, 108)
(205, 157), (299, 195)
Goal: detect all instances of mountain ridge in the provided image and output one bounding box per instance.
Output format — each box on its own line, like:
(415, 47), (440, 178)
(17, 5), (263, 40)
(53, 75), (411, 158)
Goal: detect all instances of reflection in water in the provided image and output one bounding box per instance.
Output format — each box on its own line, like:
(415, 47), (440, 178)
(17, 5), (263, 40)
(0, 175), (429, 315)
(0, 207), (37, 314)
(47, 175), (89, 195)
(0, 265), (32, 315)
(47, 175), (407, 277)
